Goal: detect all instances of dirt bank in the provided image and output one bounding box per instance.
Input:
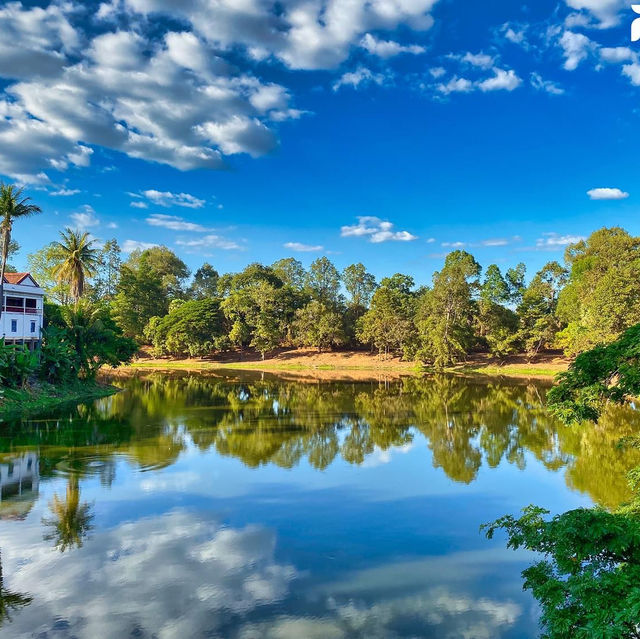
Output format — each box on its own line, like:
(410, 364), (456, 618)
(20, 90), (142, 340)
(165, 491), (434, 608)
(119, 347), (569, 380)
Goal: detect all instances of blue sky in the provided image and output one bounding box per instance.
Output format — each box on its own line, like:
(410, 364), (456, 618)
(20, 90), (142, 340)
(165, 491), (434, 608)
(2, 0), (640, 284)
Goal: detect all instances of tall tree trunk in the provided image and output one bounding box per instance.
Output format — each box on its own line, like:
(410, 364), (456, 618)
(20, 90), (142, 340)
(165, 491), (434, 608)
(0, 227), (10, 319)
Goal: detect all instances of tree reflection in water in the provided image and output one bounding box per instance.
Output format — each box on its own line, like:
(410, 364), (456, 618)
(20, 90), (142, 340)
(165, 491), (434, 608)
(2, 371), (639, 510)
(42, 475), (93, 552)
(0, 550), (31, 625)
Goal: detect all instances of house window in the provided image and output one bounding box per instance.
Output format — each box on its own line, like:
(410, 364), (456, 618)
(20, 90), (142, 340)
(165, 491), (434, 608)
(30, 321), (36, 333)
(10, 320), (17, 333)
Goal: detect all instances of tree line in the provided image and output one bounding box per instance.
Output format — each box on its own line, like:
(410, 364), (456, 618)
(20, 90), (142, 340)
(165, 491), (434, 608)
(22, 221), (640, 365)
(4, 182), (640, 366)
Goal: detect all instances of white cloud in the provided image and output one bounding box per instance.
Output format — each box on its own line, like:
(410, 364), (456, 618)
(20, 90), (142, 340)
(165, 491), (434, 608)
(530, 72), (565, 95)
(122, 239), (159, 252)
(0, 4), (313, 179)
(176, 234), (241, 251)
(437, 69), (521, 95)
(50, 187), (80, 196)
(341, 216), (417, 243)
(600, 46), (635, 63)
(142, 190), (206, 208)
(360, 34), (425, 58)
(70, 205), (100, 231)
(536, 232), (585, 248)
(622, 62), (640, 85)
(146, 214), (213, 231)
(564, 0), (625, 28)
(436, 76), (474, 95)
(284, 242), (324, 252)
(502, 24), (527, 46)
(333, 67), (388, 91)
(428, 67), (446, 78)
(477, 68), (521, 92)
(441, 241), (466, 248)
(559, 31), (594, 70)
(458, 52), (496, 69)
(587, 187), (629, 200)
(130, 201), (149, 209)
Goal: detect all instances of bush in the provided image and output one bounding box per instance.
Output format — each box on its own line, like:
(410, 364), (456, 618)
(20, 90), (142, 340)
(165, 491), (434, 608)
(0, 342), (38, 388)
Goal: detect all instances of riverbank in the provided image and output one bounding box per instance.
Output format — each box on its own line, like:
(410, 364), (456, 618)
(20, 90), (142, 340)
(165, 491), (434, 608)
(0, 381), (119, 421)
(122, 347), (569, 379)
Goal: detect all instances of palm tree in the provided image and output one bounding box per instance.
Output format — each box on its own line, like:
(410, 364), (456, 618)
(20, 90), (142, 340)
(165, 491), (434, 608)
(42, 475), (94, 552)
(0, 550), (32, 625)
(52, 228), (99, 302)
(0, 184), (42, 307)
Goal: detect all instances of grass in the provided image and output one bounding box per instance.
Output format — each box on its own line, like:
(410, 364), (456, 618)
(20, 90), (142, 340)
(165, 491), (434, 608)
(0, 380), (119, 421)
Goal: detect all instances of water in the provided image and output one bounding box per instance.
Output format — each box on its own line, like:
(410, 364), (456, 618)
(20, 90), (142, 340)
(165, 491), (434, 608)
(0, 371), (638, 639)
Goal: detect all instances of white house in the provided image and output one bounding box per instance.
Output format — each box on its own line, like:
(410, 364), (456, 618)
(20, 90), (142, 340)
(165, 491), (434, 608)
(1, 273), (45, 348)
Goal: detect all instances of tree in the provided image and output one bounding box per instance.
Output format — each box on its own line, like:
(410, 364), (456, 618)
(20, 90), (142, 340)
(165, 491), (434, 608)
(356, 274), (416, 356)
(483, 503), (640, 639)
(189, 263), (219, 299)
(112, 260), (166, 339)
(305, 257), (341, 305)
(1, 239), (19, 273)
(27, 243), (71, 304)
(145, 298), (225, 357)
(547, 323), (640, 424)
(51, 301), (137, 378)
(126, 246), (190, 300)
(557, 228), (640, 356)
(272, 258), (306, 290)
(505, 262), (526, 306)
(0, 183), (41, 305)
(416, 251), (481, 367)
(93, 239), (121, 300)
(51, 228), (100, 302)
(293, 301), (345, 351)
(343, 263), (377, 309)
(477, 264), (519, 358)
(517, 261), (567, 358)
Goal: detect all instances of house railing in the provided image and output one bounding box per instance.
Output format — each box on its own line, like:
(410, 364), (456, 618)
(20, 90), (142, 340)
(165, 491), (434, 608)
(2, 306), (41, 314)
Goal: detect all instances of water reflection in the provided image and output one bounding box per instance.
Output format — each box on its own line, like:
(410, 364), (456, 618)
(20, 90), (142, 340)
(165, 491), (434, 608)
(2, 372), (638, 508)
(0, 371), (638, 638)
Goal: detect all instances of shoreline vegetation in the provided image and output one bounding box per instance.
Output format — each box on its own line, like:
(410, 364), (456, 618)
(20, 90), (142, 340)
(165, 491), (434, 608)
(116, 346), (569, 379)
(0, 380), (119, 421)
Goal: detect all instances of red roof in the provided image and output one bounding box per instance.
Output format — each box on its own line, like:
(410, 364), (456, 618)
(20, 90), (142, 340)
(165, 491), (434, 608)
(3, 272), (39, 286)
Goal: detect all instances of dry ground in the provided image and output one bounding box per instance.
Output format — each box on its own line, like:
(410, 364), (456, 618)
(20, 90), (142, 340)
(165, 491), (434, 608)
(120, 347), (570, 380)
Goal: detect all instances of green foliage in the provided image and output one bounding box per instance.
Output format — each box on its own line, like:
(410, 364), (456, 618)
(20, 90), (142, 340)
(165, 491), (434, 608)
(39, 327), (78, 383)
(126, 245), (190, 300)
(27, 243), (72, 304)
(92, 239), (121, 300)
(0, 342), (37, 388)
(416, 251), (480, 367)
(484, 504), (640, 639)
(517, 261), (567, 357)
(356, 274), (416, 356)
(305, 256), (341, 305)
(343, 262), (377, 308)
(145, 298), (225, 357)
(112, 260), (167, 339)
(547, 323), (640, 424)
(271, 258), (306, 289)
(48, 301), (137, 379)
(51, 228), (100, 302)
(188, 263), (219, 299)
(292, 301), (345, 351)
(557, 228), (640, 356)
